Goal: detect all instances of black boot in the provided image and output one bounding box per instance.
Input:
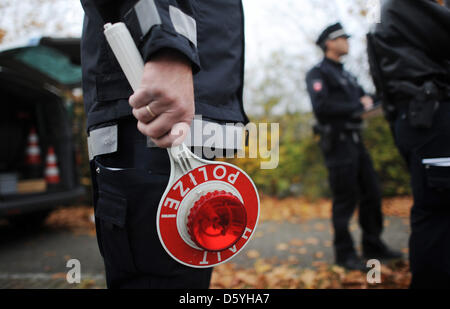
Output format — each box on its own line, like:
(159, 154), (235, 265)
(363, 246), (403, 260)
(336, 255), (366, 271)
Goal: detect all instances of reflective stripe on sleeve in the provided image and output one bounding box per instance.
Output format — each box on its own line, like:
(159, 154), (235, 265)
(134, 0), (162, 38)
(169, 5), (197, 47)
(124, 0), (197, 47)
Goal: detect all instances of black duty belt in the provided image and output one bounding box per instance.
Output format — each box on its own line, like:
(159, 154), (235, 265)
(394, 83), (450, 109)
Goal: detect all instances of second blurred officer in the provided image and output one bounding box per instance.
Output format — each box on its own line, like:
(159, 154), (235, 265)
(306, 23), (401, 270)
(367, 0), (450, 288)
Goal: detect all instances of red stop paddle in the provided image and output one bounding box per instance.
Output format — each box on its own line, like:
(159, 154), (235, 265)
(104, 22), (260, 268)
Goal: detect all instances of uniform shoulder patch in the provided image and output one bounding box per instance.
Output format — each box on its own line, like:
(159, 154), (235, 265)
(312, 79), (323, 92)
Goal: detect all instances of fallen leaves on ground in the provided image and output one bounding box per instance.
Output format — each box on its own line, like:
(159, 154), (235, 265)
(45, 206), (96, 236)
(259, 196), (331, 223)
(43, 196), (413, 234)
(246, 250), (261, 259)
(210, 259), (411, 289)
(42, 197), (413, 289)
(381, 196), (413, 218)
(259, 195), (413, 223)
(276, 243), (289, 251)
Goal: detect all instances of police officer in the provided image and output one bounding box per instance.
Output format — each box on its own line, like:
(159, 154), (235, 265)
(80, 0), (248, 288)
(306, 23), (401, 270)
(367, 0), (450, 288)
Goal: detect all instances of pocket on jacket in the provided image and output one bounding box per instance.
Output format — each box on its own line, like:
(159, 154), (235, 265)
(422, 162), (450, 209)
(424, 163), (450, 190)
(93, 158), (177, 276)
(95, 189), (137, 274)
(415, 130), (450, 210)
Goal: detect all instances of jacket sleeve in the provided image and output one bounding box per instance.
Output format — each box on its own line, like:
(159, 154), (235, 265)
(85, 0), (201, 73)
(306, 68), (364, 118)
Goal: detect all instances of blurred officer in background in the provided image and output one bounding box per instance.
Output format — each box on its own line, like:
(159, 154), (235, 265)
(306, 23), (402, 271)
(80, 0), (248, 288)
(367, 0), (450, 288)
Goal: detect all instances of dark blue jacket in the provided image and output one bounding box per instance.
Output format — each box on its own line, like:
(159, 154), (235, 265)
(306, 58), (364, 128)
(80, 0), (248, 131)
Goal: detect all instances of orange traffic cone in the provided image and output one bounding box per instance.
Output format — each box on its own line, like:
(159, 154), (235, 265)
(25, 127), (42, 165)
(45, 146), (60, 188)
(25, 127), (42, 178)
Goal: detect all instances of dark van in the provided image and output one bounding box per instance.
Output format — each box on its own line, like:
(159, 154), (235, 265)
(0, 37), (85, 227)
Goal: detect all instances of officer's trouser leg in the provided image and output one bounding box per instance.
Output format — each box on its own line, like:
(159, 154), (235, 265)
(356, 145), (384, 254)
(90, 117), (212, 289)
(329, 163), (359, 261)
(394, 103), (450, 289)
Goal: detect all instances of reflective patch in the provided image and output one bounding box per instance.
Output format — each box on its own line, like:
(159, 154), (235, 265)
(169, 5), (197, 47)
(134, 0), (162, 38)
(88, 120), (244, 160)
(87, 125), (118, 161)
(146, 118), (245, 151)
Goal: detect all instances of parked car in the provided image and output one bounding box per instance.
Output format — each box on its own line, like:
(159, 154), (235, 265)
(0, 37), (85, 227)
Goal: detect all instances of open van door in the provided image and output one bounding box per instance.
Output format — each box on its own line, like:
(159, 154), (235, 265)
(0, 37), (85, 227)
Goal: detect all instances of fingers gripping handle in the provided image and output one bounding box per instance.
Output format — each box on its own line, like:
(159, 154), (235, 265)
(104, 22), (188, 164)
(104, 23), (144, 92)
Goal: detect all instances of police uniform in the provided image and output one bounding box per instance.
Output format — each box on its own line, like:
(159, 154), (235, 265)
(80, 0), (248, 288)
(306, 23), (399, 269)
(368, 0), (450, 288)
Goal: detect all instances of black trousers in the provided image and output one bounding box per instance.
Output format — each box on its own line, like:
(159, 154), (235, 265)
(90, 117), (212, 289)
(393, 102), (450, 289)
(322, 134), (385, 261)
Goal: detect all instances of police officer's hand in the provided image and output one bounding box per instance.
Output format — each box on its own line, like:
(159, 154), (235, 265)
(360, 96), (374, 111)
(129, 49), (194, 148)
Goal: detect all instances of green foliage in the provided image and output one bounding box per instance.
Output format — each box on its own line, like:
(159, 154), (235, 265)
(229, 110), (411, 200)
(362, 117), (411, 196)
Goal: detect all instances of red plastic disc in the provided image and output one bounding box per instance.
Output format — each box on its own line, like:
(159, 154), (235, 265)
(187, 191), (247, 252)
(157, 163), (259, 268)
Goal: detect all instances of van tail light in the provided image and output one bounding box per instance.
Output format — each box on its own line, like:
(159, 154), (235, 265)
(187, 191), (247, 252)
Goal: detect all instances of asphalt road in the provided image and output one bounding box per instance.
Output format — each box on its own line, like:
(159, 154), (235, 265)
(0, 214), (410, 289)
(0, 219), (105, 289)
